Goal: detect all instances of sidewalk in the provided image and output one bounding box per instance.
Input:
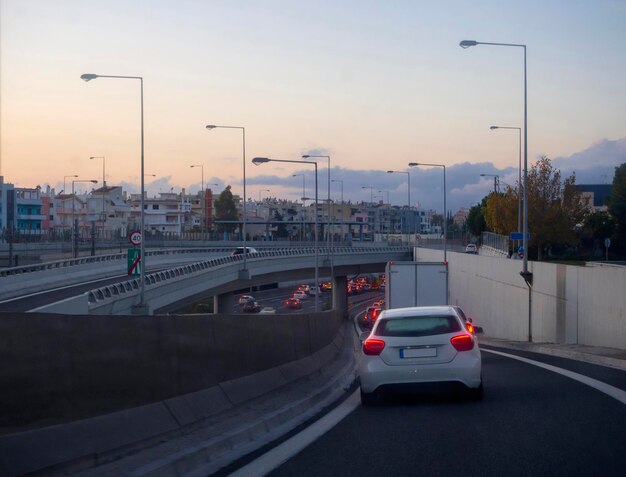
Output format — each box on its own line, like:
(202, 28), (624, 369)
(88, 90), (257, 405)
(479, 337), (626, 371)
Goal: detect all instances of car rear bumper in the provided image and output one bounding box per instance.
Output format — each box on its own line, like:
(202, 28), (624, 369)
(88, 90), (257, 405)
(358, 351), (482, 393)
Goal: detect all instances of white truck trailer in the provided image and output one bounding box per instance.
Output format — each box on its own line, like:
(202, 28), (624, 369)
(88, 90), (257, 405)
(385, 261), (448, 309)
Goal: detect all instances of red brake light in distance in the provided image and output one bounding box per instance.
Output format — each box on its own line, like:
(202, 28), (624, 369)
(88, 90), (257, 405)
(450, 334), (474, 352)
(363, 339), (386, 356)
(465, 322), (475, 334)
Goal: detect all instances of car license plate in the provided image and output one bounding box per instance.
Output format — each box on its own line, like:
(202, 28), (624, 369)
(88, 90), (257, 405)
(400, 347), (437, 358)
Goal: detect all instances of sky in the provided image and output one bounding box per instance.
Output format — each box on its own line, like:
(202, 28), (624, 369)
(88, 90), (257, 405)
(1, 0), (625, 213)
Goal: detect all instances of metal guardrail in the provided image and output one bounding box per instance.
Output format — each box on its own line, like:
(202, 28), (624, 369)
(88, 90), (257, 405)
(0, 248), (239, 277)
(86, 246), (410, 305)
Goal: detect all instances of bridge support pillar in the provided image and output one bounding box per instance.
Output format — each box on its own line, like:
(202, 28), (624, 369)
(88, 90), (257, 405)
(213, 292), (235, 314)
(332, 275), (348, 318)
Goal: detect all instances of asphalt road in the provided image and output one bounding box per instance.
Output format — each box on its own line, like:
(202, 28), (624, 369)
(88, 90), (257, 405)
(264, 347), (626, 477)
(0, 272), (146, 313)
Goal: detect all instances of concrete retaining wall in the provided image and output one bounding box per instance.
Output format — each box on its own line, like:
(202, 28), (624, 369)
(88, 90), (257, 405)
(0, 310), (343, 431)
(417, 248), (626, 349)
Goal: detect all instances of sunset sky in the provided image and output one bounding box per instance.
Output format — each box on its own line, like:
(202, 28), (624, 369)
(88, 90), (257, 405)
(1, 0), (625, 211)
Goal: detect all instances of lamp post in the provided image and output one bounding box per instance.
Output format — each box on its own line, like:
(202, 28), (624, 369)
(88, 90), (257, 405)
(81, 72), (147, 310)
(253, 157), (319, 311)
(361, 185), (374, 204)
(190, 164), (205, 234)
(302, 155), (332, 273)
(90, 156), (106, 229)
(409, 163), (446, 262)
(480, 173), (500, 193)
(459, 40), (529, 282)
(293, 174), (306, 242)
(72, 179), (98, 258)
(63, 174), (78, 235)
(206, 124), (248, 278)
(331, 179), (344, 242)
(410, 162), (447, 304)
(387, 170), (412, 235)
(490, 125), (522, 238)
(63, 175), (78, 195)
(89, 156), (106, 186)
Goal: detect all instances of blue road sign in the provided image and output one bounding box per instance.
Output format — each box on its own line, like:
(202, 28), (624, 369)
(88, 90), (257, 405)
(510, 232), (530, 240)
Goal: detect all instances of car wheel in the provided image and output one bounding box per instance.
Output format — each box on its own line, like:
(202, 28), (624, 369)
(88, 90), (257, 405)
(466, 382), (483, 401)
(360, 388), (381, 406)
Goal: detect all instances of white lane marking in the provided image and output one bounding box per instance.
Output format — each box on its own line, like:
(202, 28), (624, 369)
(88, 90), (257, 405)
(483, 348), (626, 405)
(227, 389), (361, 477)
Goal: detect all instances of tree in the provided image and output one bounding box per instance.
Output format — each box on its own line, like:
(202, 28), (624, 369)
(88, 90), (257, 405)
(484, 190), (517, 235)
(273, 210), (289, 238)
(213, 186), (239, 234)
(482, 156), (589, 260)
(466, 199), (487, 237)
(525, 156), (589, 260)
(607, 163), (626, 244)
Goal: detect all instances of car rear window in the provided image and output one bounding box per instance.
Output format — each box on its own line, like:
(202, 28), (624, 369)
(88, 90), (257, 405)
(376, 315), (462, 337)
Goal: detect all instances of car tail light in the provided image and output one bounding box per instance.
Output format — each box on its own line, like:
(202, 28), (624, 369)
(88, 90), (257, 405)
(450, 334), (474, 352)
(363, 339), (385, 356)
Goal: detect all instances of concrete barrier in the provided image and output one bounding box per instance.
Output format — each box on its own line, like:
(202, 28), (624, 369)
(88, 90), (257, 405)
(0, 309), (346, 475)
(417, 247), (626, 349)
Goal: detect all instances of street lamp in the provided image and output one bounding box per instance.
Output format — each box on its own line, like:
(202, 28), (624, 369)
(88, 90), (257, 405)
(331, 179), (344, 242)
(409, 163), (447, 262)
(378, 190), (390, 203)
(81, 72), (147, 311)
(90, 156), (106, 186)
(90, 156), (106, 228)
(72, 179), (98, 258)
(490, 125), (522, 238)
(480, 173), (500, 193)
(361, 185), (374, 204)
(303, 155), (332, 271)
(293, 174), (306, 242)
(460, 39), (530, 283)
(259, 189), (270, 201)
(190, 164), (206, 234)
(253, 156), (319, 311)
(63, 175), (78, 194)
(387, 170), (412, 235)
(206, 124), (248, 277)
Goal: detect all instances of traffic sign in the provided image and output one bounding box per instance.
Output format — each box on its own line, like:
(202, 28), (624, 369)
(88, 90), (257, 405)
(510, 232), (530, 240)
(127, 248), (141, 276)
(604, 238), (611, 248)
(129, 231), (142, 246)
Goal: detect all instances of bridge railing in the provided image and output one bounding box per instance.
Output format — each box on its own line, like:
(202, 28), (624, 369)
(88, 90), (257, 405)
(85, 246), (410, 307)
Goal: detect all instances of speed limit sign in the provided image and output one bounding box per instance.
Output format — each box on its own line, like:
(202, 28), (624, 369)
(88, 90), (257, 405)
(129, 231), (142, 246)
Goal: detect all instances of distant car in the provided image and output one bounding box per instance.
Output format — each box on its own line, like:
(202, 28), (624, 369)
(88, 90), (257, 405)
(293, 290), (307, 300)
(297, 284), (310, 295)
(363, 306), (382, 328)
(465, 243), (478, 254)
(452, 305), (484, 335)
(358, 306), (483, 405)
(238, 295), (255, 305)
(373, 300), (385, 309)
(241, 300), (261, 313)
(284, 297), (302, 309)
(231, 247), (259, 256)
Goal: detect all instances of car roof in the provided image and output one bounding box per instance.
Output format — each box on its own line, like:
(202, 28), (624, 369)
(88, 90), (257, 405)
(379, 306), (459, 320)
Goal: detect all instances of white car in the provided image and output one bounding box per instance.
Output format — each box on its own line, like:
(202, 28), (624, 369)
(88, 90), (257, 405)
(358, 306), (482, 405)
(293, 291), (307, 300)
